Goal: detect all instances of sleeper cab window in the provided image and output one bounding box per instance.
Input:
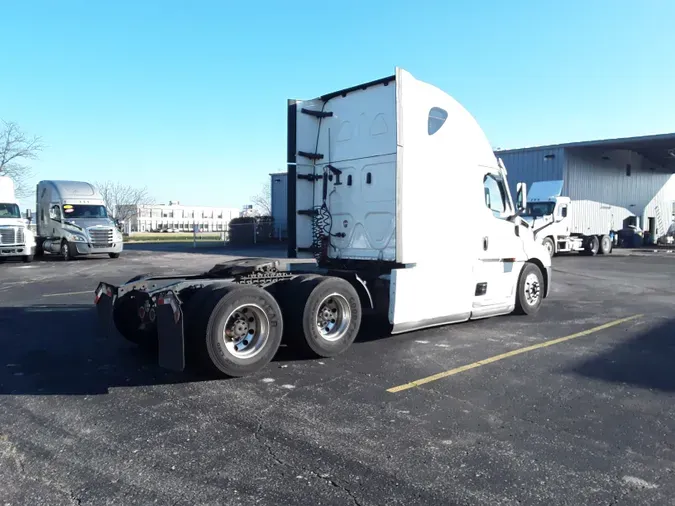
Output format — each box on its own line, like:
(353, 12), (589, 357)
(428, 107), (448, 135)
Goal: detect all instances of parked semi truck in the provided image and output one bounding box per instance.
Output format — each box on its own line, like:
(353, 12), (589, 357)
(94, 68), (552, 378)
(0, 175), (35, 262)
(35, 180), (124, 260)
(520, 180), (614, 257)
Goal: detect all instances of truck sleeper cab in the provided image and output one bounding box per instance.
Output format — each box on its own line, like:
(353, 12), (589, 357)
(94, 68), (552, 378)
(35, 180), (124, 260)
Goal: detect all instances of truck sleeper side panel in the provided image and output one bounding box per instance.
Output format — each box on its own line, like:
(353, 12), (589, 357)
(293, 79), (398, 262)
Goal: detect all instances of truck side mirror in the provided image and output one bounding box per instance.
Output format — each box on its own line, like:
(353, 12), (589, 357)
(516, 182), (527, 211)
(25, 209), (32, 222)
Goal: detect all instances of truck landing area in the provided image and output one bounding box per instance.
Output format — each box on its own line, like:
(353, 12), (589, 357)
(1, 247), (673, 506)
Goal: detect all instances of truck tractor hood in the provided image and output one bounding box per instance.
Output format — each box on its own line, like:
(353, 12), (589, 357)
(64, 218), (116, 231)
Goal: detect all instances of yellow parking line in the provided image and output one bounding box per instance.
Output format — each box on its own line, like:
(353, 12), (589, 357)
(387, 314), (643, 393)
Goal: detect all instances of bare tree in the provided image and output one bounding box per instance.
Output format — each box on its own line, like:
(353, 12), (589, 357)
(94, 180), (154, 224)
(251, 181), (272, 216)
(0, 120), (44, 198)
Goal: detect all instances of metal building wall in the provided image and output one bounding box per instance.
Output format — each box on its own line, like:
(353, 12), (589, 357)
(270, 173), (288, 239)
(564, 148), (675, 236)
(496, 147), (565, 200)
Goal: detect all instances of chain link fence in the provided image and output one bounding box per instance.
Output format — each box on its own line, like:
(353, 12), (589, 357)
(227, 217), (286, 245)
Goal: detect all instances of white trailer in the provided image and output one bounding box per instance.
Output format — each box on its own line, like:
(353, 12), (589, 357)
(95, 68), (552, 378)
(35, 180), (124, 260)
(0, 175), (36, 262)
(521, 179), (614, 256)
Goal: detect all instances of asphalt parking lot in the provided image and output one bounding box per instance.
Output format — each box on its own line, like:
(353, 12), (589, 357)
(1, 245), (674, 506)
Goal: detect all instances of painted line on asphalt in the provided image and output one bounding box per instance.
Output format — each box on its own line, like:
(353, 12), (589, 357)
(386, 314), (643, 393)
(42, 290), (92, 297)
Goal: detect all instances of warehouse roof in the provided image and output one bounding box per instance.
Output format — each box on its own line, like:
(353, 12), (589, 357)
(495, 132), (675, 170)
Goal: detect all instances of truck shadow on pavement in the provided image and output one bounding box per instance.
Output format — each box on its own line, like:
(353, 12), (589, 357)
(0, 305), (203, 396)
(568, 317), (675, 392)
(0, 305), (390, 396)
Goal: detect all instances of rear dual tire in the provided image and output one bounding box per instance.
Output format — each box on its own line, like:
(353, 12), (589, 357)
(582, 234), (612, 256)
(187, 285), (283, 377)
(282, 276), (362, 359)
(599, 234), (612, 255)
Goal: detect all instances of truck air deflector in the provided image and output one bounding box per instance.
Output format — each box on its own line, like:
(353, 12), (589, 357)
(320, 74), (395, 102)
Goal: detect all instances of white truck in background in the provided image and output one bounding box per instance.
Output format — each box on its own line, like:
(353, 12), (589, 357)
(94, 67), (552, 378)
(35, 180), (124, 260)
(0, 175), (36, 263)
(520, 180), (614, 257)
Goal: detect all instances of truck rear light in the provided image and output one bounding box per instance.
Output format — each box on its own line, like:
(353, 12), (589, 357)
(94, 284), (113, 304)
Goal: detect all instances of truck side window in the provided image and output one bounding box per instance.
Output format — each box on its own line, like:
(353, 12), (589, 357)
(428, 107), (448, 135)
(50, 205), (61, 222)
(483, 174), (507, 218)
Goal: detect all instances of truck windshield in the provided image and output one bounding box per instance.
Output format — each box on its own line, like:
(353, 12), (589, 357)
(62, 204), (108, 219)
(525, 202), (555, 217)
(0, 203), (21, 218)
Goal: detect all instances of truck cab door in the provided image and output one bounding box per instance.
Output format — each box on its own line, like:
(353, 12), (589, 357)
(49, 204), (62, 236)
(473, 169), (525, 317)
(555, 202), (570, 235)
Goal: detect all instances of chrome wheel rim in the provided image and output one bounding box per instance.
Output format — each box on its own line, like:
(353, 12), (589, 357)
(545, 241), (553, 256)
(524, 272), (541, 305)
(315, 293), (351, 342)
(223, 304), (269, 359)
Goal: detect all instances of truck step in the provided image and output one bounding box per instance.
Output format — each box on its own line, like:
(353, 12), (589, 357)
(301, 108), (333, 119)
(298, 151), (324, 161)
(297, 173), (323, 182)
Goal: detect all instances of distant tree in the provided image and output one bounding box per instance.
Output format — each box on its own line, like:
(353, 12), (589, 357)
(251, 180), (272, 216)
(0, 120), (44, 198)
(94, 180), (154, 224)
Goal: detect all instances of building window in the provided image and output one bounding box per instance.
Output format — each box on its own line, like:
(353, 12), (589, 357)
(428, 107), (448, 135)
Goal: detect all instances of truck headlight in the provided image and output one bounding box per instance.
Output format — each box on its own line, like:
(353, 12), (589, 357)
(66, 233), (87, 242)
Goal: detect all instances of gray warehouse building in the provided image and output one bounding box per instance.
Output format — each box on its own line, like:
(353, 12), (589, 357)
(496, 133), (675, 242)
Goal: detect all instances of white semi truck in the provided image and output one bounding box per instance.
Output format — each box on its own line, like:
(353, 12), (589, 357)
(520, 180), (614, 257)
(35, 180), (124, 260)
(94, 68), (552, 378)
(0, 175), (36, 262)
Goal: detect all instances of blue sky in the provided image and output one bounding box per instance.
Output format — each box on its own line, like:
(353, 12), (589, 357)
(2, 0), (674, 211)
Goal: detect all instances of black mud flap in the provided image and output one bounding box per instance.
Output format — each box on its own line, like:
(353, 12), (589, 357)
(95, 282), (119, 339)
(156, 291), (185, 372)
